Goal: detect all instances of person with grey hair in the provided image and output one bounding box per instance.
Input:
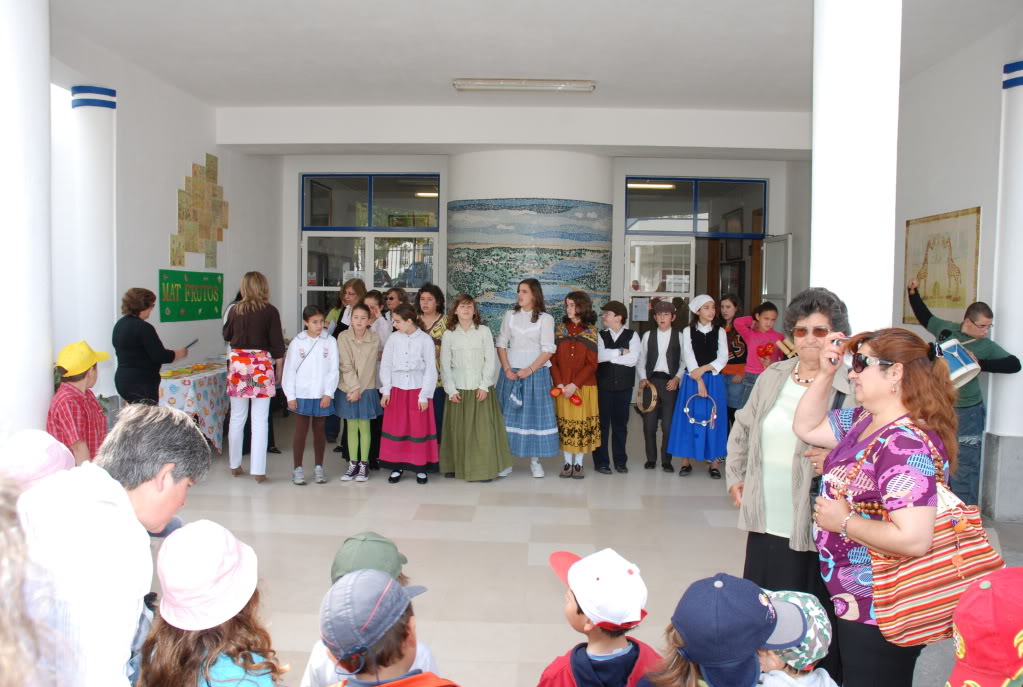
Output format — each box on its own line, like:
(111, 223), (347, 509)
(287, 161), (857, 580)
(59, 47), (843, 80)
(724, 287), (853, 683)
(18, 404), (211, 687)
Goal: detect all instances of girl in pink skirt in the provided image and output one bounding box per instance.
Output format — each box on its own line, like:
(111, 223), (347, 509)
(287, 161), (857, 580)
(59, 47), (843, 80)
(379, 303), (439, 484)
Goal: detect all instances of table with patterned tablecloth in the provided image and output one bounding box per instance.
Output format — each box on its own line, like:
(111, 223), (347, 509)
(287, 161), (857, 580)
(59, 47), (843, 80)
(158, 361), (229, 451)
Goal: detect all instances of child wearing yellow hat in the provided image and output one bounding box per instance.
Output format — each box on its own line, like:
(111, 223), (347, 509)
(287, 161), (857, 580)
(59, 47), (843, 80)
(46, 341), (109, 464)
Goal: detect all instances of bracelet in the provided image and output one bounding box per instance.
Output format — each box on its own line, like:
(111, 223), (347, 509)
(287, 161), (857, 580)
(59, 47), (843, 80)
(839, 511), (856, 540)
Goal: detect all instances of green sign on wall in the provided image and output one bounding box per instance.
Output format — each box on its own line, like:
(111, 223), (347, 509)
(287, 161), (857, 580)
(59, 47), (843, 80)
(159, 270), (224, 322)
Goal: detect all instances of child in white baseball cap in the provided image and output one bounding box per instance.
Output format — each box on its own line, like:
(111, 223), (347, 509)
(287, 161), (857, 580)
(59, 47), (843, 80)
(539, 548), (661, 687)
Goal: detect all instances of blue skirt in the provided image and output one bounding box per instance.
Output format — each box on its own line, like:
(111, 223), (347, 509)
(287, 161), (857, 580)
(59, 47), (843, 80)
(667, 373), (728, 461)
(496, 367), (560, 458)
(294, 397), (335, 417)
(334, 388), (382, 420)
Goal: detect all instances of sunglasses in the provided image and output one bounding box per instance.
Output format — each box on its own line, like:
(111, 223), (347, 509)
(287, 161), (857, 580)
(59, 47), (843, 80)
(792, 326), (831, 338)
(848, 352), (895, 373)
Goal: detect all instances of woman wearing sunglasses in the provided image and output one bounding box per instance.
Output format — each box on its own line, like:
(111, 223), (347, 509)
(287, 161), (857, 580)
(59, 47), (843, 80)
(792, 327), (958, 687)
(725, 287), (852, 682)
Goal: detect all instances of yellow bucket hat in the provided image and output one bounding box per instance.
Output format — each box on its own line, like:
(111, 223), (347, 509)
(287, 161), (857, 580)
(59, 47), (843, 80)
(56, 341), (110, 377)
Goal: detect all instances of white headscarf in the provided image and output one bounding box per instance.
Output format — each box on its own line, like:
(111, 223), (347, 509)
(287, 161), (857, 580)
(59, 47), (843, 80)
(689, 294), (713, 314)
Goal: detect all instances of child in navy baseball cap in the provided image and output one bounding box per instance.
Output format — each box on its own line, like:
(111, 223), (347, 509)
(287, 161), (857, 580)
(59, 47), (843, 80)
(638, 573), (807, 687)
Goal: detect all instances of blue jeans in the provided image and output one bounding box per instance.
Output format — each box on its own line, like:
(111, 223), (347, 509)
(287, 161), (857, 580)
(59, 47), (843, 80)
(950, 403), (985, 506)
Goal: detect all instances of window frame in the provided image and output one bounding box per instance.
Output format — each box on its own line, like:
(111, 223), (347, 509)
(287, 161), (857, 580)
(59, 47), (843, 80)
(300, 173), (440, 232)
(625, 176), (768, 238)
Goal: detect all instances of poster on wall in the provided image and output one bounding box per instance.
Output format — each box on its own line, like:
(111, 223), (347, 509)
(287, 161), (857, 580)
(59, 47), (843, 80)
(159, 269), (224, 322)
(902, 207), (980, 325)
(170, 153), (229, 268)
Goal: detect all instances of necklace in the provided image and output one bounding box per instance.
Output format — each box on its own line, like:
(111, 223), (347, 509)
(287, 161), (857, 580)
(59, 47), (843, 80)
(793, 362), (815, 384)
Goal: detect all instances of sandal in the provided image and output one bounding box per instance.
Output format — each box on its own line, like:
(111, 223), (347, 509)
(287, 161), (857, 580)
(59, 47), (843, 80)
(709, 466), (722, 480)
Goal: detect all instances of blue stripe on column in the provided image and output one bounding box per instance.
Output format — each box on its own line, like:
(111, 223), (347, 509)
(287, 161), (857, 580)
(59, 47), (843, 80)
(71, 98), (117, 109)
(1004, 76), (1023, 90)
(71, 85), (117, 97)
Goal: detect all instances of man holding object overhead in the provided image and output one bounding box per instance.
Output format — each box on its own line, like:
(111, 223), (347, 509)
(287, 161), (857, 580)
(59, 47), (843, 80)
(907, 278), (1020, 506)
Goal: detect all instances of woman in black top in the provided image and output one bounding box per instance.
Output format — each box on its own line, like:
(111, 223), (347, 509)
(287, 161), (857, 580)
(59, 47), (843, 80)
(112, 288), (187, 404)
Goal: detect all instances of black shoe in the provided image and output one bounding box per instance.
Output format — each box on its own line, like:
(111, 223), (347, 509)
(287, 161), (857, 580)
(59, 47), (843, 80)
(333, 444), (345, 453)
(267, 446), (282, 454)
(644, 461), (656, 469)
(662, 463), (674, 473)
(416, 473), (428, 485)
(678, 465), (693, 476)
(444, 472), (455, 478)
(388, 470), (403, 484)
(615, 465), (629, 474)
(369, 460), (380, 470)
(595, 465), (613, 475)
(709, 466), (722, 480)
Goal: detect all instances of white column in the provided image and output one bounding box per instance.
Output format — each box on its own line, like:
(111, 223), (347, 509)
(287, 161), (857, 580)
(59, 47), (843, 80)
(809, 0), (903, 332)
(988, 59), (1023, 438)
(69, 86), (118, 397)
(0, 0), (52, 439)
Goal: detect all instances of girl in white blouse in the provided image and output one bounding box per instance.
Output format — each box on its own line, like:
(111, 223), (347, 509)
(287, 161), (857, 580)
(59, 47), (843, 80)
(495, 278), (560, 477)
(667, 295), (730, 479)
(440, 294), (513, 481)
(378, 304), (439, 484)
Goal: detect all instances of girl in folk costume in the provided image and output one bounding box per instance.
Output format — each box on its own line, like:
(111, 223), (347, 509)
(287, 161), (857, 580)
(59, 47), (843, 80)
(415, 283), (447, 451)
(496, 278), (560, 477)
(439, 294), (514, 481)
(379, 304), (439, 484)
(335, 303), (381, 483)
(668, 295), (729, 479)
(551, 291), (601, 479)
(282, 305), (339, 486)
(720, 294), (747, 431)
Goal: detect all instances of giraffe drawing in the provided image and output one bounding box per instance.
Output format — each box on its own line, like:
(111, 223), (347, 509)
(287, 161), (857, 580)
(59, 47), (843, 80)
(943, 237), (962, 301)
(916, 238), (933, 297)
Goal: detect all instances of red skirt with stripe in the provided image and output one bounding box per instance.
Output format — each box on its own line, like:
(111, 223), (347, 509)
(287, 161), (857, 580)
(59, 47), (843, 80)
(380, 387), (439, 471)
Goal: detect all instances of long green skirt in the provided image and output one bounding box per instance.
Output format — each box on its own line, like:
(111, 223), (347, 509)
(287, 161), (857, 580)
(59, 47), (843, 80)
(440, 386), (513, 481)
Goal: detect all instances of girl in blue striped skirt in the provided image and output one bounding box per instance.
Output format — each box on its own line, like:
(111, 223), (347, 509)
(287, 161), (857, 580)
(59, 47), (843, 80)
(495, 278), (560, 478)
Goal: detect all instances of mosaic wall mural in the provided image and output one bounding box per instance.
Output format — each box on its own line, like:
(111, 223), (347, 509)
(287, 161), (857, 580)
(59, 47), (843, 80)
(447, 198), (612, 336)
(171, 153), (229, 268)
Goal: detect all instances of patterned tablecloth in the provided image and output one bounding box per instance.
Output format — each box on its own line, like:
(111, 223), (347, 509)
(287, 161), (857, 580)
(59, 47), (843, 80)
(158, 360), (229, 451)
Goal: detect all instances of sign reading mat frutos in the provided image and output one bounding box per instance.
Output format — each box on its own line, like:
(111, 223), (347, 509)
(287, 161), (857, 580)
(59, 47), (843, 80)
(159, 270), (224, 322)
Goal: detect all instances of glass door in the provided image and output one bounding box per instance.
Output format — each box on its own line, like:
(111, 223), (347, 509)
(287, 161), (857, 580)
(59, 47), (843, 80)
(625, 236), (695, 335)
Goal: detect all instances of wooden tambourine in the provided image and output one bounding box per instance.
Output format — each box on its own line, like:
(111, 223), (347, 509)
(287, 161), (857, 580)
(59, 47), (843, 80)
(635, 383), (659, 414)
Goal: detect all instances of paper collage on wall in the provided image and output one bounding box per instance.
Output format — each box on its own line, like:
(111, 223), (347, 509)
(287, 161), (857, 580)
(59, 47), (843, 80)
(903, 207), (980, 325)
(171, 153), (229, 268)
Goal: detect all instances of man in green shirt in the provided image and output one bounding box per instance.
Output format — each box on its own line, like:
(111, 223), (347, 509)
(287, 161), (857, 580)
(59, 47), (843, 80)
(907, 280), (1020, 506)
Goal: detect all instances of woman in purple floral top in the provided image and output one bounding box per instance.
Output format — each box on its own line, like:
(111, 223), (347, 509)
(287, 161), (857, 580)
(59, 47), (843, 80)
(792, 328), (958, 687)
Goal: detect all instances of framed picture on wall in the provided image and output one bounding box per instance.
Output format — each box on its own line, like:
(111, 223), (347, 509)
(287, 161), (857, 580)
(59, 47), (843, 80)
(719, 261), (745, 301)
(902, 207), (980, 325)
(723, 208), (744, 234)
(724, 238), (743, 261)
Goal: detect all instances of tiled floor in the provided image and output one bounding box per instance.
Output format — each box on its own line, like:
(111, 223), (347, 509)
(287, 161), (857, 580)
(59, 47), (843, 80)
(162, 412), (1022, 687)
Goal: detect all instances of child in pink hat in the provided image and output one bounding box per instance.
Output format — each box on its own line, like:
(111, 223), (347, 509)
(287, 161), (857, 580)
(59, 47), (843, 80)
(0, 429), (75, 490)
(138, 520), (284, 686)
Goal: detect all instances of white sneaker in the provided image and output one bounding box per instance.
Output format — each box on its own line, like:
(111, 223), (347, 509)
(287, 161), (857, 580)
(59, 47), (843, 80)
(530, 459), (545, 478)
(340, 462), (358, 482)
(314, 465), (327, 484)
(355, 462), (368, 482)
(292, 467), (307, 485)
(497, 466), (513, 478)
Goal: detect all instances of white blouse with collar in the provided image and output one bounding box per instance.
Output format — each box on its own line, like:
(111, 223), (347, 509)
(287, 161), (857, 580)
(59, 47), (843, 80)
(495, 309), (556, 370)
(379, 328), (438, 401)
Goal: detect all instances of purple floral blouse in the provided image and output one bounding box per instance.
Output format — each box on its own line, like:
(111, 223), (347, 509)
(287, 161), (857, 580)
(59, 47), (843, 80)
(815, 407), (945, 625)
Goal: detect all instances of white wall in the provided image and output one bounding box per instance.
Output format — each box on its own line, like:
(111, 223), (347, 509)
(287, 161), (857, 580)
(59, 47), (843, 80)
(895, 11), (1023, 332)
(786, 160), (812, 295)
(278, 155), (449, 330)
(449, 149), (612, 204)
(50, 30), (282, 375)
(611, 158), (798, 303)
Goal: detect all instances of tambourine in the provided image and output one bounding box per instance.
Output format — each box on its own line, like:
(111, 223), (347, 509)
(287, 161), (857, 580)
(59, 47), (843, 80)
(683, 394), (717, 429)
(635, 383), (659, 414)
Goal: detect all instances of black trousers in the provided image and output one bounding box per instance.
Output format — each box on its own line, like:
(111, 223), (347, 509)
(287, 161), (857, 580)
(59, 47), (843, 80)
(834, 619), (922, 687)
(115, 368), (159, 405)
(642, 374), (677, 467)
(593, 388), (631, 469)
(743, 532), (842, 683)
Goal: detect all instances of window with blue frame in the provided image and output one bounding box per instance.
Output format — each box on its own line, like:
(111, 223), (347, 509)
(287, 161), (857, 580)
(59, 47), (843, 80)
(626, 177), (767, 236)
(301, 174), (440, 230)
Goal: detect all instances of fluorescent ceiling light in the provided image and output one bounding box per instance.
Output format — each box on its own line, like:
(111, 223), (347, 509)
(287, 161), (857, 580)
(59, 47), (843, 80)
(452, 78), (596, 93)
(415, 192), (439, 198)
(627, 183), (677, 190)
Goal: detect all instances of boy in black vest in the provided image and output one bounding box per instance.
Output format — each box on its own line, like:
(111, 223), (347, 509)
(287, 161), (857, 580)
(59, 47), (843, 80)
(593, 301), (639, 474)
(638, 300), (682, 471)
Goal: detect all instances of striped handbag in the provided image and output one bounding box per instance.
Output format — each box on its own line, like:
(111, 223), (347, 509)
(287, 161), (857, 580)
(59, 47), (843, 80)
(867, 424), (1004, 647)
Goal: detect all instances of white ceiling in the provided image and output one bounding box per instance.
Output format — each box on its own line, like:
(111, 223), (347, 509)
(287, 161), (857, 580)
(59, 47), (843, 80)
(50, 0), (1021, 111)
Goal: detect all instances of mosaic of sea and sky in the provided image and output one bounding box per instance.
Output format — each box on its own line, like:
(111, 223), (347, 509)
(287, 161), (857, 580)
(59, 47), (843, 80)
(447, 198), (612, 336)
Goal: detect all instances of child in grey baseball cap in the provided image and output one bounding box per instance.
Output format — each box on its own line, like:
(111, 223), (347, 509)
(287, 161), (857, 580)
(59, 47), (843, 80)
(318, 568), (458, 687)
